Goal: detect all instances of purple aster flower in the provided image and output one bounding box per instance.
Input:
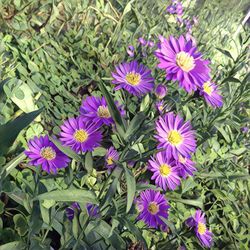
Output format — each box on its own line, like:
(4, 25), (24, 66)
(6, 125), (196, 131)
(155, 112), (197, 159)
(80, 96), (125, 127)
(241, 126), (249, 133)
(25, 135), (70, 174)
(112, 61), (154, 96)
(148, 151), (180, 190)
(105, 146), (119, 170)
(137, 189), (170, 230)
(86, 203), (100, 218)
(155, 84), (167, 99)
(65, 202), (80, 221)
(166, 5), (176, 14)
(138, 37), (147, 46)
(176, 2), (183, 16)
(60, 117), (102, 153)
(200, 81), (223, 108)
(176, 154), (196, 178)
(127, 45), (135, 57)
(155, 35), (210, 93)
(186, 210), (213, 248)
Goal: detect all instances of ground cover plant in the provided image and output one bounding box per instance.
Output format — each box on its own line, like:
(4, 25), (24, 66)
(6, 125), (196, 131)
(0, 0), (249, 249)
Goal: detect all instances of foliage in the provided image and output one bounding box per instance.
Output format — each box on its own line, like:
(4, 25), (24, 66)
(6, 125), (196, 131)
(0, 0), (249, 249)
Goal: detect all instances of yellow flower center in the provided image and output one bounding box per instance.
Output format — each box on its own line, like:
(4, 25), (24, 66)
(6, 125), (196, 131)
(176, 51), (195, 72)
(197, 222), (206, 235)
(178, 154), (186, 164)
(97, 105), (111, 118)
(203, 82), (213, 95)
(125, 72), (141, 86)
(74, 129), (89, 143)
(40, 147), (56, 160)
(147, 202), (159, 215)
(167, 130), (183, 146)
(106, 156), (113, 165)
(159, 164), (172, 177)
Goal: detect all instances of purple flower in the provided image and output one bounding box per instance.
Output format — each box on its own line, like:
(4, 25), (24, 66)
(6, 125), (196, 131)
(80, 96), (125, 127)
(60, 117), (102, 153)
(176, 2), (183, 16)
(185, 32), (196, 46)
(155, 84), (167, 99)
(25, 135), (70, 174)
(155, 112), (196, 159)
(127, 45), (135, 57)
(148, 41), (155, 47)
(86, 203), (100, 218)
(105, 146), (119, 170)
(148, 151), (180, 190)
(184, 19), (192, 30)
(65, 202), (80, 221)
(155, 35), (210, 93)
(137, 189), (170, 229)
(112, 61), (154, 96)
(241, 127), (249, 133)
(186, 210), (213, 248)
(176, 154), (196, 178)
(166, 5), (176, 14)
(138, 37), (147, 46)
(166, 1), (183, 16)
(200, 81), (223, 108)
(156, 100), (165, 114)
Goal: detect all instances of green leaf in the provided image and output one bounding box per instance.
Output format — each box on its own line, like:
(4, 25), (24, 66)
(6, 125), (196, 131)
(35, 189), (97, 204)
(72, 215), (80, 239)
(124, 112), (146, 141)
(181, 177), (197, 194)
(0, 152), (26, 177)
(0, 200), (5, 214)
(98, 81), (126, 138)
(0, 241), (26, 250)
(167, 196), (203, 209)
(122, 165), (136, 213)
(85, 152), (93, 173)
(13, 214), (28, 236)
(118, 217), (147, 248)
(159, 216), (177, 235)
(50, 137), (82, 162)
(0, 109), (42, 155)
(216, 48), (234, 60)
(93, 220), (126, 249)
(214, 125), (231, 143)
(101, 168), (122, 209)
(11, 83), (38, 113)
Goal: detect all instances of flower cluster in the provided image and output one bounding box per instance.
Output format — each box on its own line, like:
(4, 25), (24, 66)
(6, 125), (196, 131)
(24, 31), (218, 248)
(166, 0), (183, 17)
(155, 35), (223, 108)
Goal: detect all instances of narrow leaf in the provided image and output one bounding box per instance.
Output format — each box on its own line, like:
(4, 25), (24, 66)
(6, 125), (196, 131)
(124, 112), (146, 141)
(98, 81), (125, 138)
(50, 137), (82, 162)
(122, 165), (136, 213)
(0, 109), (42, 155)
(35, 189), (97, 204)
